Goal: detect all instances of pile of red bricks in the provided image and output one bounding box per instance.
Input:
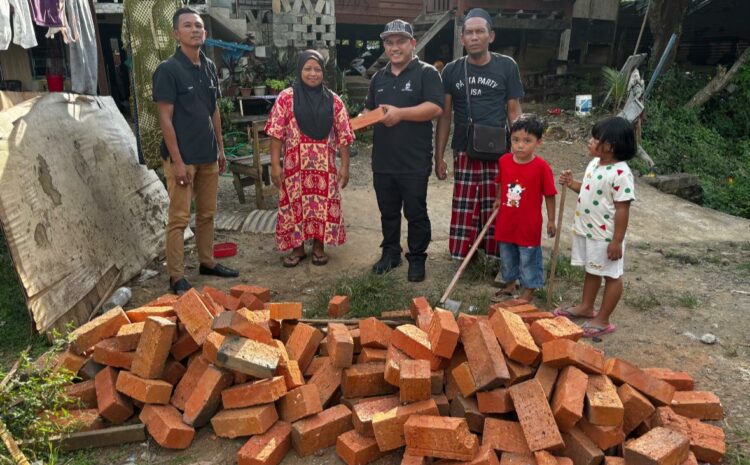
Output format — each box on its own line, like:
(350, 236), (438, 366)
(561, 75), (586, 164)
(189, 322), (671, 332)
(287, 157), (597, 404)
(55, 288), (726, 465)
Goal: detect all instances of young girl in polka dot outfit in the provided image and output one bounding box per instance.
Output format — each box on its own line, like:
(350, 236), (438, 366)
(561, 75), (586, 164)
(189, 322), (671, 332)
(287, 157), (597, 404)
(556, 116), (636, 338)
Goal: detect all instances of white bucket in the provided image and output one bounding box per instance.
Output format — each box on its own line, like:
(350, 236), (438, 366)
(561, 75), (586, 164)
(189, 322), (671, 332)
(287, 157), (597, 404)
(575, 94), (592, 117)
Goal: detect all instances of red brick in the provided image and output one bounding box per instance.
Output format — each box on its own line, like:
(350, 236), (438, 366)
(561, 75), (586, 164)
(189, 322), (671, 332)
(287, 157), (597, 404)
(490, 309), (540, 366)
(327, 323), (355, 368)
(435, 443), (500, 465)
(642, 368), (695, 391)
(172, 289), (214, 345)
(291, 404), (353, 457)
(604, 358), (676, 406)
(451, 362), (477, 398)
(144, 294), (179, 307)
(529, 317), (584, 346)
(416, 313), (433, 332)
(139, 404), (195, 449)
(182, 365), (233, 427)
(55, 349), (88, 374)
(115, 322), (145, 352)
(428, 309), (460, 359)
(577, 416), (625, 450)
(203, 286), (241, 311)
(125, 306), (176, 323)
(352, 395), (401, 437)
(405, 415), (478, 460)
(358, 347), (387, 364)
(681, 452), (698, 465)
(92, 338), (134, 370)
(550, 366), (589, 432)
(130, 316), (176, 379)
(359, 317), (392, 350)
(65, 380), (98, 409)
(69, 307), (131, 354)
(434, 393), (450, 415)
(337, 429), (385, 465)
(559, 427), (604, 465)
(304, 356), (328, 377)
(585, 374), (624, 426)
(534, 451), (559, 465)
(498, 453), (535, 465)
(201, 331), (225, 364)
(519, 312), (555, 324)
(400, 359), (431, 402)
(285, 323), (324, 373)
(461, 319), (509, 390)
(624, 426), (690, 465)
(535, 364), (560, 400)
(230, 284), (271, 302)
(171, 355), (210, 410)
(48, 409), (103, 432)
(509, 379), (564, 451)
(372, 399), (439, 452)
(237, 420), (292, 465)
(279, 384), (323, 422)
(603, 459), (625, 465)
(211, 404), (278, 438)
(449, 395), (485, 433)
(381, 309), (411, 319)
(649, 407), (725, 464)
(384, 343), (410, 386)
(170, 329), (200, 361)
(410, 297), (432, 320)
(476, 388), (512, 414)
(503, 303), (539, 314)
(541, 339), (605, 374)
(198, 291), (224, 317)
(116, 370), (172, 404)
(279, 359), (305, 391)
(217, 335), (281, 378)
(307, 357), (342, 407)
(328, 295), (351, 318)
(401, 455), (431, 465)
(77, 357), (105, 380)
(160, 359), (186, 386)
(482, 418), (530, 454)
(670, 391), (723, 420)
(456, 313), (478, 333)
(269, 302), (302, 320)
(342, 362), (397, 398)
(211, 311), (274, 346)
(238, 293), (266, 310)
(95, 367), (133, 424)
(221, 376), (286, 410)
(506, 358), (535, 385)
(431, 370), (444, 394)
(391, 325), (434, 362)
(618, 383), (656, 435)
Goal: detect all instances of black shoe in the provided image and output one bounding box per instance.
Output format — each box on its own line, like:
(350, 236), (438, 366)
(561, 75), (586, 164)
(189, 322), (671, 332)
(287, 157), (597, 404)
(199, 263), (239, 278)
(169, 277), (193, 295)
(372, 253), (402, 274)
(406, 253), (426, 282)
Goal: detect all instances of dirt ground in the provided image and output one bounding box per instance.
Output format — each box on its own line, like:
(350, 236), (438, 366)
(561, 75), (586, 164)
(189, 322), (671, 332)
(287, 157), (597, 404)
(88, 110), (750, 464)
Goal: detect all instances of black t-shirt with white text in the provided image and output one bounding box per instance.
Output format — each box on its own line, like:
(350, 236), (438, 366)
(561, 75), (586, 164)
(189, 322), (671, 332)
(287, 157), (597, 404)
(441, 53), (524, 151)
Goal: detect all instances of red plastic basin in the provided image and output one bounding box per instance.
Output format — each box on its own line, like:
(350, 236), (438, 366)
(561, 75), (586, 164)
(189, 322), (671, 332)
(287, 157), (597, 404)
(213, 242), (237, 258)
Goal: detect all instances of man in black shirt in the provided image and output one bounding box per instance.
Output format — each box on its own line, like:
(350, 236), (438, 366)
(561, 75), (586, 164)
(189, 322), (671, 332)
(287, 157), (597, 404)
(364, 19), (444, 282)
(435, 8), (524, 261)
(153, 7), (238, 294)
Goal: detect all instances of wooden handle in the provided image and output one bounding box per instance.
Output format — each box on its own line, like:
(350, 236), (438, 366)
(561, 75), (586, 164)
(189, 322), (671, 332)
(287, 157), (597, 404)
(546, 187), (567, 307)
(439, 207), (499, 304)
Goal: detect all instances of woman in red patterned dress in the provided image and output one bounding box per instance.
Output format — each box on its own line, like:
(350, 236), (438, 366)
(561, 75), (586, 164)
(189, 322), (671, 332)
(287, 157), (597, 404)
(266, 50), (355, 267)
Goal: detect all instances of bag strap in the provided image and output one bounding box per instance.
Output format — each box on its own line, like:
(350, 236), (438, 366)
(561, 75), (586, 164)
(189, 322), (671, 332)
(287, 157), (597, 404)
(463, 57), (472, 125)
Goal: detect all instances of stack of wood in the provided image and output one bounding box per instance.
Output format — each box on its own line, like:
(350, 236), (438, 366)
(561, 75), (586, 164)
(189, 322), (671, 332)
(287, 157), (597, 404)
(51, 286), (725, 465)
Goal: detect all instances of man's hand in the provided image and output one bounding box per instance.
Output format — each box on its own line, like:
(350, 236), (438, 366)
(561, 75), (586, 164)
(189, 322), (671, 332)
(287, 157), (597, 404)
(172, 160), (191, 187)
(558, 169), (573, 187)
(379, 105), (402, 127)
(338, 165), (350, 189)
(607, 240), (623, 261)
(271, 163), (283, 189)
(218, 150), (227, 174)
(435, 158), (448, 180)
(547, 223), (557, 238)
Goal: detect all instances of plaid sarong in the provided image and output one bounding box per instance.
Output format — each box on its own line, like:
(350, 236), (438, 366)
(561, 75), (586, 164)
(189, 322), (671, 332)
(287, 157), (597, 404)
(449, 151), (500, 260)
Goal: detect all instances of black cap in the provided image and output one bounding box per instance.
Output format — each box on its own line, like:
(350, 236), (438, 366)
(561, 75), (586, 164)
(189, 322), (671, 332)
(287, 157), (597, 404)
(380, 19), (414, 39)
(465, 8), (493, 29)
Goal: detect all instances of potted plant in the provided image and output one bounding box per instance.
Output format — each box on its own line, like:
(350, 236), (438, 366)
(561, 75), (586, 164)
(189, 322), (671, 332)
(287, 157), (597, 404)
(253, 81), (267, 96)
(265, 78), (287, 95)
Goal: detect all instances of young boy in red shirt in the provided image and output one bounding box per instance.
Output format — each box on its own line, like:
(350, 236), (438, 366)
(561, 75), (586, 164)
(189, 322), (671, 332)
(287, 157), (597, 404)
(492, 114), (557, 302)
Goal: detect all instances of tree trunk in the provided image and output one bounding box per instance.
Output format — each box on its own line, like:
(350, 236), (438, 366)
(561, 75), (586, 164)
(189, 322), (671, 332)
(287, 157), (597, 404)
(685, 47), (750, 109)
(647, 0), (689, 71)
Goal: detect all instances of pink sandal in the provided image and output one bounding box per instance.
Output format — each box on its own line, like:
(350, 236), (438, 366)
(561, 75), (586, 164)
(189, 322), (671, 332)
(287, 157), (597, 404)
(581, 322), (616, 338)
(553, 306), (597, 319)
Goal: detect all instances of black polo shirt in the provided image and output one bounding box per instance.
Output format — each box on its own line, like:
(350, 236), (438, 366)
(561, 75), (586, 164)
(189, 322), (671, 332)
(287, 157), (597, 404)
(365, 58), (444, 175)
(153, 47), (220, 165)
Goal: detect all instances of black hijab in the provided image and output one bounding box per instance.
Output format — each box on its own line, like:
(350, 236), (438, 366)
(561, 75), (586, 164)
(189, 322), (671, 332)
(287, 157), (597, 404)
(292, 50), (334, 140)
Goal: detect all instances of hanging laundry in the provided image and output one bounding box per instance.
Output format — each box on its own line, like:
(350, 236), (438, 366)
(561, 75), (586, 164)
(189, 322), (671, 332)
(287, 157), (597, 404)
(66, 0), (97, 94)
(0, 0), (40, 50)
(30, 0), (64, 27)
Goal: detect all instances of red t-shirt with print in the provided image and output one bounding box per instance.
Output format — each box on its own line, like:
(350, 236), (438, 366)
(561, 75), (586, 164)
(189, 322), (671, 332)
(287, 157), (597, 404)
(493, 153), (557, 247)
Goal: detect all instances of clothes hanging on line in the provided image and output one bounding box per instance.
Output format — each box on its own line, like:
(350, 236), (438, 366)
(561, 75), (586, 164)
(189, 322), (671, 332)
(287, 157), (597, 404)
(30, 0), (64, 27)
(0, 0), (39, 50)
(66, 0), (97, 94)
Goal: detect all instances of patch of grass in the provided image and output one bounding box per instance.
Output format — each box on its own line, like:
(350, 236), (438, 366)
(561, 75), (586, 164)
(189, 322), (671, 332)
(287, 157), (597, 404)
(309, 271), (413, 318)
(662, 250), (701, 265)
(737, 262), (750, 273)
(463, 251), (500, 283)
(60, 450), (96, 465)
(546, 254), (585, 282)
(675, 292), (699, 309)
(0, 232), (48, 369)
(625, 290), (661, 312)
(727, 428), (750, 465)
